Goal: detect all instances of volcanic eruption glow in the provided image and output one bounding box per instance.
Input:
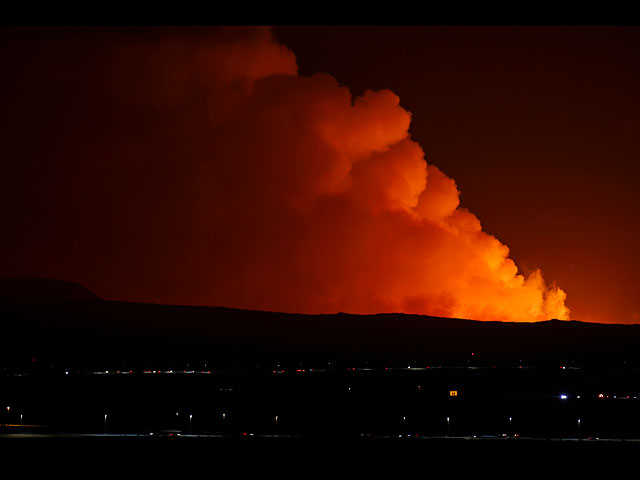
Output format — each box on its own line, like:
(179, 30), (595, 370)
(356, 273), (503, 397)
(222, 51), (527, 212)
(0, 27), (570, 322)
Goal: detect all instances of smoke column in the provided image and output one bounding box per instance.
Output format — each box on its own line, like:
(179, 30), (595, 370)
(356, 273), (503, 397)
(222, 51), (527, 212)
(0, 27), (569, 322)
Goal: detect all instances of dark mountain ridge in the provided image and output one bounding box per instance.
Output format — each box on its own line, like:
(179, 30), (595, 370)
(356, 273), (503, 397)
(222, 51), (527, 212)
(1, 277), (639, 366)
(0, 276), (101, 301)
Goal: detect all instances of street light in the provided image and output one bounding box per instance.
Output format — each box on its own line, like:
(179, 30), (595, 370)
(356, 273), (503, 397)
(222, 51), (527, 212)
(104, 414), (107, 435)
(275, 415), (279, 436)
(578, 418), (581, 438)
(190, 414), (193, 435)
(446, 417), (450, 437)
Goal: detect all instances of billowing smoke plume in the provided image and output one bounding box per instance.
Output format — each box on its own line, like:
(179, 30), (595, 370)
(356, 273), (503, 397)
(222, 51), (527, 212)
(0, 27), (569, 322)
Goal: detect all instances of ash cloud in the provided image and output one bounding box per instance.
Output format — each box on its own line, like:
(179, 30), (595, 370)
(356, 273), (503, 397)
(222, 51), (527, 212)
(0, 27), (569, 322)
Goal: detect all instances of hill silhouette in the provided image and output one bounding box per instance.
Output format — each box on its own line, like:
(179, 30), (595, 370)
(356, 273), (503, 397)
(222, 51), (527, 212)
(0, 276), (101, 301)
(1, 277), (640, 366)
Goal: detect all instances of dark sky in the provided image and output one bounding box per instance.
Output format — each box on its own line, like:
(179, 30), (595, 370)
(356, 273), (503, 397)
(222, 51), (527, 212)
(1, 26), (639, 324)
(275, 26), (640, 324)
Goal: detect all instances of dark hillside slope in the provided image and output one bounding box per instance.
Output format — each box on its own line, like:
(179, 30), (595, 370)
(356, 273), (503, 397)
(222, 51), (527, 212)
(1, 283), (639, 366)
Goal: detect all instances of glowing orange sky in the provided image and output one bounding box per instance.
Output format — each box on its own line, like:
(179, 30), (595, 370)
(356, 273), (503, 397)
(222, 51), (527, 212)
(276, 26), (640, 324)
(1, 26), (638, 323)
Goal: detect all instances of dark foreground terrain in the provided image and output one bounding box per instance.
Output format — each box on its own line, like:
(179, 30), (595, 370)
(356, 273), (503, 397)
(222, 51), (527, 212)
(2, 434), (640, 460)
(3, 278), (640, 367)
(3, 278), (640, 458)
(3, 359), (640, 459)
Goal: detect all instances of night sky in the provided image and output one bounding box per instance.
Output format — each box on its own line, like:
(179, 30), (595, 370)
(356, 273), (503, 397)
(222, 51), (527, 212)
(1, 26), (639, 324)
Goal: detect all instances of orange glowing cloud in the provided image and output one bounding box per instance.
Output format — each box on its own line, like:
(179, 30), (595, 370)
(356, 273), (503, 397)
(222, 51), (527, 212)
(0, 27), (569, 322)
